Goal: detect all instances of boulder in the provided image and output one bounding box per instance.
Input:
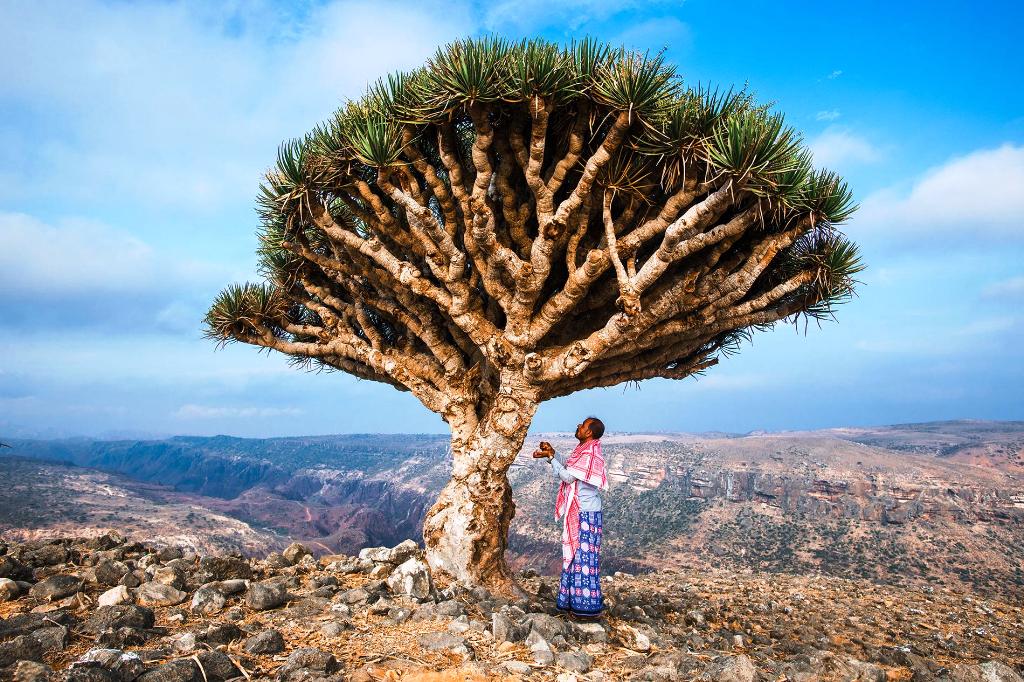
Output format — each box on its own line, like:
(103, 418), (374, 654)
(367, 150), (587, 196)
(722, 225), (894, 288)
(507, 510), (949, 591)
(134, 582), (187, 607)
(386, 557), (433, 601)
(29, 574), (82, 600)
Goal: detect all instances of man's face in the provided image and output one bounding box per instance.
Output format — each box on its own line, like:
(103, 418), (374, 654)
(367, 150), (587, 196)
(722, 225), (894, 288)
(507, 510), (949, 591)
(576, 419), (591, 440)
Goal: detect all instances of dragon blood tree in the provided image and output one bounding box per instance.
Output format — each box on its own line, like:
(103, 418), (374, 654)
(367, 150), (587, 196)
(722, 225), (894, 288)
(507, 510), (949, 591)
(205, 37), (863, 591)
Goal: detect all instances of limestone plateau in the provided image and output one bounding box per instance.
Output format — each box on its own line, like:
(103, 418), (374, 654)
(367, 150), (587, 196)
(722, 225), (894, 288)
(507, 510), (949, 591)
(2, 420), (1023, 601)
(1, 533), (1022, 681)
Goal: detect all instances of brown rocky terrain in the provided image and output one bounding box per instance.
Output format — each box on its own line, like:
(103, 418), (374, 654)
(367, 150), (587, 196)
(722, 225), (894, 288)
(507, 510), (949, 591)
(3, 421), (1023, 601)
(2, 533), (1023, 681)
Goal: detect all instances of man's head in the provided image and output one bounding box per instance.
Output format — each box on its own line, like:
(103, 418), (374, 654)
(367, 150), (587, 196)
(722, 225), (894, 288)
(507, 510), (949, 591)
(575, 416), (605, 442)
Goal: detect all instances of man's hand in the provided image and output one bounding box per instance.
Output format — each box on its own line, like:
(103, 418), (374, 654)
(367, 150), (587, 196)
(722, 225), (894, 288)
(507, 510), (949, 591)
(532, 441), (555, 460)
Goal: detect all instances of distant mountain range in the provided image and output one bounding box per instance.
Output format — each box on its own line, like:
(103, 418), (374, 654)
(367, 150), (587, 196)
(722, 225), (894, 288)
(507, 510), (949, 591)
(2, 420), (1022, 599)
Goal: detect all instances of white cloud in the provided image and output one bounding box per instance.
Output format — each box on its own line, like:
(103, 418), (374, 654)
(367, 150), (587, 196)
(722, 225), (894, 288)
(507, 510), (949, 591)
(982, 275), (1024, 300)
(815, 109), (841, 122)
(827, 70), (843, 80)
(0, 1), (475, 211)
(856, 144), (1024, 242)
(808, 127), (880, 168)
(174, 404), (303, 419)
(0, 212), (228, 296)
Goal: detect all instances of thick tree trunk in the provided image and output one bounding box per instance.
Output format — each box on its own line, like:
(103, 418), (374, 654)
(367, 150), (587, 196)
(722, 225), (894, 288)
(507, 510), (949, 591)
(422, 382), (539, 595)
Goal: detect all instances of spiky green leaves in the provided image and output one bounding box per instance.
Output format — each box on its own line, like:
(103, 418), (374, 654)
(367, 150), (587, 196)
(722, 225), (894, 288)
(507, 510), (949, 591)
(592, 49), (679, 120)
(786, 231), (866, 320)
(203, 283), (287, 345)
(706, 110), (804, 195)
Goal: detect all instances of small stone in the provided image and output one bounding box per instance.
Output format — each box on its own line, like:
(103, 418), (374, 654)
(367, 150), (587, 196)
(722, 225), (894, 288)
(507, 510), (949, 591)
(701, 654), (756, 682)
(503, 661), (533, 675)
(245, 580), (288, 610)
(118, 572), (141, 589)
(277, 648), (340, 679)
(321, 621), (350, 637)
(618, 625), (651, 652)
(202, 623), (242, 646)
(388, 607), (412, 623)
(94, 560), (129, 586)
(339, 587), (370, 605)
(417, 632), (467, 652)
(135, 582), (187, 607)
(556, 651), (593, 673)
(33, 625), (68, 654)
(135, 658), (200, 682)
(29, 574), (82, 601)
(174, 633), (197, 653)
(0, 635), (43, 667)
(243, 629), (285, 655)
(198, 555), (252, 581)
(194, 650), (240, 681)
(190, 585), (226, 615)
(82, 605), (155, 635)
(74, 648), (145, 681)
(282, 543), (311, 565)
(386, 557), (433, 600)
(0, 577), (21, 601)
(215, 579), (248, 595)
(13, 660), (53, 681)
(573, 622), (607, 643)
(152, 566), (185, 590)
(98, 586), (132, 607)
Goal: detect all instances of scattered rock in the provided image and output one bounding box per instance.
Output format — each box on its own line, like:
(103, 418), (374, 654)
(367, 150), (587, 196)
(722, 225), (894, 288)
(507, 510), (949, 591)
(74, 648), (145, 681)
(244, 629), (285, 655)
(29, 574), (82, 600)
(701, 654), (757, 682)
(33, 625), (68, 654)
(275, 648), (340, 681)
(946, 661), (1024, 682)
(282, 543), (312, 565)
(190, 585), (226, 615)
(0, 577), (21, 601)
(82, 605), (155, 635)
(556, 650), (594, 673)
(134, 582), (187, 607)
(0, 635), (43, 667)
(245, 580), (288, 610)
(386, 557), (433, 601)
(136, 658), (200, 682)
(98, 586), (132, 607)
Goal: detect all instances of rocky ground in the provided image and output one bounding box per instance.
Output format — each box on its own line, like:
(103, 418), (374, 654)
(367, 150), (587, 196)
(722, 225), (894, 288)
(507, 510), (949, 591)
(1, 533), (1022, 681)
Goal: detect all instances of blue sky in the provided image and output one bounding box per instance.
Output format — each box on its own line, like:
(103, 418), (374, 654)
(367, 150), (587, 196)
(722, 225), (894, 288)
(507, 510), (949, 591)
(1, 0), (1021, 438)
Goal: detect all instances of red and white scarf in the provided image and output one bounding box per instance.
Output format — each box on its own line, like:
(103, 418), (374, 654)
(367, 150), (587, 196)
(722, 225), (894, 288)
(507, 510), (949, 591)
(554, 438), (608, 569)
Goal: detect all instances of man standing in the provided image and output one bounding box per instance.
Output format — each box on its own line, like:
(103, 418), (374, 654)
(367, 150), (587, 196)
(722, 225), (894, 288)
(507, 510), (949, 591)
(533, 417), (608, 619)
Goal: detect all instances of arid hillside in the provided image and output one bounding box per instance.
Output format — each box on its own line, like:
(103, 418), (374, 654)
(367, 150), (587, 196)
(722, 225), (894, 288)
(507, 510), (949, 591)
(2, 421), (1022, 601)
